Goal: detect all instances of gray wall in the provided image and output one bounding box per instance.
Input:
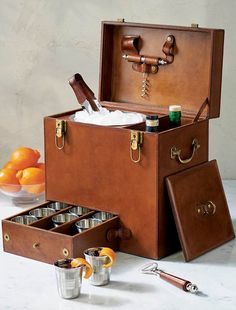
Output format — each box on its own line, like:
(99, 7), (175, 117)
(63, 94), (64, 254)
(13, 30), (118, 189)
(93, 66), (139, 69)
(0, 0), (235, 178)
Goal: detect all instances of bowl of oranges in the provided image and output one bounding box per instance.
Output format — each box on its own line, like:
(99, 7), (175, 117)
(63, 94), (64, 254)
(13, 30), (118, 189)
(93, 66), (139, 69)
(0, 147), (45, 205)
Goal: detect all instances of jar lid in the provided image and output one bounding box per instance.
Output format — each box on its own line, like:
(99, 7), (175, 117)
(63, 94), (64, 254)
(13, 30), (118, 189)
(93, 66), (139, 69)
(169, 105), (181, 112)
(146, 114), (158, 120)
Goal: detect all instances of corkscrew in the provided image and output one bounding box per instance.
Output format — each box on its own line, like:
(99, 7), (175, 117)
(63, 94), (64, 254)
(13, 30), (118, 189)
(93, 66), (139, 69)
(141, 73), (150, 98)
(141, 262), (198, 293)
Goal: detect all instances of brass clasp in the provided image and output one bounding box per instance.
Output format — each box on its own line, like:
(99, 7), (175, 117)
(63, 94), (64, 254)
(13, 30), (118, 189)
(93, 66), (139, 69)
(55, 120), (67, 150)
(130, 130), (143, 163)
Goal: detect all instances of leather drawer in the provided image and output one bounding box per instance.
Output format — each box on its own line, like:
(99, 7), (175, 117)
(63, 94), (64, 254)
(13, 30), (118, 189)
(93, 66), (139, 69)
(2, 201), (120, 264)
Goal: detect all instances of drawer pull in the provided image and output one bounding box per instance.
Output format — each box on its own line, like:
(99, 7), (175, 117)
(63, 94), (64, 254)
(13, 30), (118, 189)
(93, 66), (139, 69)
(107, 227), (132, 242)
(33, 242), (40, 249)
(197, 201), (216, 216)
(170, 138), (200, 164)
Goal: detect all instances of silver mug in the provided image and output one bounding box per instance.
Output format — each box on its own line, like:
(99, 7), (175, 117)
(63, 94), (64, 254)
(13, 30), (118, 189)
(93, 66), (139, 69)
(92, 211), (114, 221)
(84, 247), (111, 286)
(11, 215), (38, 225)
(48, 202), (68, 211)
(75, 218), (102, 233)
(54, 258), (83, 299)
(29, 207), (55, 219)
(69, 206), (91, 216)
(52, 213), (78, 227)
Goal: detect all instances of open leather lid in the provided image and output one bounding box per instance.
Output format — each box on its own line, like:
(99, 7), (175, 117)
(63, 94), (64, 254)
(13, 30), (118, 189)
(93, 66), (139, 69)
(166, 160), (235, 261)
(99, 21), (224, 119)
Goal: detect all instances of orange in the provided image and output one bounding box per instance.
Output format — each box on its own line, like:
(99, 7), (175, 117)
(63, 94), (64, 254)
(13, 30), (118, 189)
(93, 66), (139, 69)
(70, 258), (93, 278)
(10, 147), (40, 170)
(99, 247), (116, 268)
(0, 168), (21, 193)
(3, 161), (18, 171)
(35, 162), (45, 171)
(16, 167), (45, 194)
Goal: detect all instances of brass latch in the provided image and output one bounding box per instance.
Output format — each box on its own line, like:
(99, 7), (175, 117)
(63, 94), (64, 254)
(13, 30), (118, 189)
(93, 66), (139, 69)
(130, 130), (143, 163)
(55, 120), (67, 150)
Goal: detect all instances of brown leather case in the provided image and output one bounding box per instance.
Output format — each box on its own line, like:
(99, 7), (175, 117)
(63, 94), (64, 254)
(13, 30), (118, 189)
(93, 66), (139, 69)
(2, 22), (226, 263)
(166, 160), (235, 261)
(43, 22), (224, 259)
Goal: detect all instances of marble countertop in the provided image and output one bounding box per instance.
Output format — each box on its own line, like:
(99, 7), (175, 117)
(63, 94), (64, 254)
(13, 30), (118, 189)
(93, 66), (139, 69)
(0, 180), (236, 310)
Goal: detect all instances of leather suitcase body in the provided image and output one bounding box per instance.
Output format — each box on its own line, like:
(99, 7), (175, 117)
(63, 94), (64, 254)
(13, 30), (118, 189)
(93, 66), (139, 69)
(2, 21), (226, 263)
(44, 22), (224, 259)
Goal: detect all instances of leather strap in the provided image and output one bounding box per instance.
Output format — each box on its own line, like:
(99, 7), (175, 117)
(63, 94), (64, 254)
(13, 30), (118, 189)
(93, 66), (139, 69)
(193, 98), (209, 122)
(121, 35), (140, 54)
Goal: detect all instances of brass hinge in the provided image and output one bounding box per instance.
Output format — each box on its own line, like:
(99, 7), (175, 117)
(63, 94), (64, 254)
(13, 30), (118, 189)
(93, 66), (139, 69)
(191, 23), (199, 28)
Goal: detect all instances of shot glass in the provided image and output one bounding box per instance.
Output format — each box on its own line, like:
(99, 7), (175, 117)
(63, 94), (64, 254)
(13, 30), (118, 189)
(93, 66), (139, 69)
(69, 206), (91, 216)
(54, 258), (83, 299)
(92, 211), (114, 222)
(52, 213), (78, 227)
(84, 247), (111, 286)
(11, 215), (38, 225)
(29, 207), (55, 219)
(75, 218), (102, 233)
(48, 202), (68, 211)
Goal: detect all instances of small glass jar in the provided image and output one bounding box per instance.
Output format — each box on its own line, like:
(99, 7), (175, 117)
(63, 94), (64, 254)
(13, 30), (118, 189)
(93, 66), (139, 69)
(169, 105), (181, 127)
(146, 115), (159, 132)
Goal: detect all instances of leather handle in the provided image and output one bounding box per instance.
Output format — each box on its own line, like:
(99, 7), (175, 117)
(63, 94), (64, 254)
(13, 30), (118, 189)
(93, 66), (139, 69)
(69, 75), (87, 104)
(73, 73), (95, 100)
(159, 271), (190, 291)
(69, 73), (98, 111)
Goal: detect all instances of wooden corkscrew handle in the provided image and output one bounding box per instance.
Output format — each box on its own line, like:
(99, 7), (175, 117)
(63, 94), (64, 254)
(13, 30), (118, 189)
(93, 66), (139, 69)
(159, 271), (198, 293)
(159, 271), (191, 291)
(141, 263), (198, 293)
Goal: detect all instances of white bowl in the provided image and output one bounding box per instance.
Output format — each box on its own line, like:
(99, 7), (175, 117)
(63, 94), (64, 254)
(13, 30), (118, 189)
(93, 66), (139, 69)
(0, 183), (45, 205)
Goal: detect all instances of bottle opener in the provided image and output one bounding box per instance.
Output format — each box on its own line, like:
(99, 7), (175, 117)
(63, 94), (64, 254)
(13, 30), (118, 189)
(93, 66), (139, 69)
(141, 262), (198, 293)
